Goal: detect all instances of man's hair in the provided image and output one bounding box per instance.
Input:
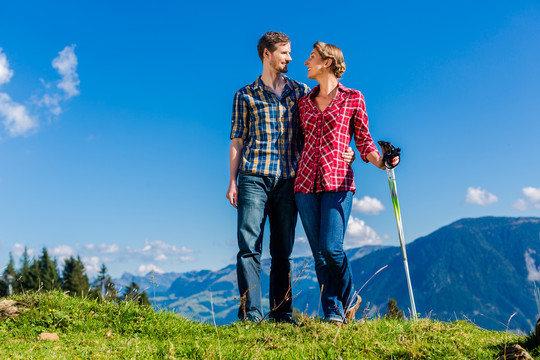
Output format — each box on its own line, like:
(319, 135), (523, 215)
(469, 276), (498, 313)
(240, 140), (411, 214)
(313, 41), (346, 78)
(257, 31), (290, 62)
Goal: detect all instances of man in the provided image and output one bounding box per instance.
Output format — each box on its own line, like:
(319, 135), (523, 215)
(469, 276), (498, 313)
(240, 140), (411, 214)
(226, 31), (354, 323)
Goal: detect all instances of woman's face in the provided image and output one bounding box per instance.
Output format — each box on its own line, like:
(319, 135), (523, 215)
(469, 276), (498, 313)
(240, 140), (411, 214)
(304, 49), (326, 79)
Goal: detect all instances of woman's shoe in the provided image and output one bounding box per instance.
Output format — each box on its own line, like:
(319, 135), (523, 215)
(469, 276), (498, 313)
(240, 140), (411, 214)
(345, 294), (362, 322)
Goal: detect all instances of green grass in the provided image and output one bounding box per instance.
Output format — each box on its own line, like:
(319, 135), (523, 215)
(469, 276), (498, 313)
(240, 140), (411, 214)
(0, 291), (538, 359)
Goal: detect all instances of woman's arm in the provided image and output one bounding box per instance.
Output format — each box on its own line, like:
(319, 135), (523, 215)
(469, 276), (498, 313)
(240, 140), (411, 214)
(366, 151), (386, 170)
(352, 92), (379, 162)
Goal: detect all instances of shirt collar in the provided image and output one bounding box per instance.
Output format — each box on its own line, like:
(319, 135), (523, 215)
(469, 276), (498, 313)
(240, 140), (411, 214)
(308, 82), (353, 98)
(253, 75), (293, 96)
(336, 82), (354, 94)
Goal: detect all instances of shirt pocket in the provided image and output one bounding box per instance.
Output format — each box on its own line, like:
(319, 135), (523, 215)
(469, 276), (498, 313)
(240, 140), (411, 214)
(251, 99), (279, 141)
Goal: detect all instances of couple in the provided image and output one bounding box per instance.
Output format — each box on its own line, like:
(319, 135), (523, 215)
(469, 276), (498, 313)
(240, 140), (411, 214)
(226, 31), (396, 324)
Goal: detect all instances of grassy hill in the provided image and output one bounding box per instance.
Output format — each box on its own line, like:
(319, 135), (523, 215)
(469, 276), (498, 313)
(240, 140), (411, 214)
(0, 291), (539, 359)
(146, 217), (540, 331)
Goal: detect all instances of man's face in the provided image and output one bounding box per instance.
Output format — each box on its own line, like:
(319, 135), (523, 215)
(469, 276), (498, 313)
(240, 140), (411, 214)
(266, 42), (292, 73)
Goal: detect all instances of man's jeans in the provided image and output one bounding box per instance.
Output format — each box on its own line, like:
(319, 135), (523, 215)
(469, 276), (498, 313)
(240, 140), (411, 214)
(295, 191), (354, 322)
(236, 172), (297, 321)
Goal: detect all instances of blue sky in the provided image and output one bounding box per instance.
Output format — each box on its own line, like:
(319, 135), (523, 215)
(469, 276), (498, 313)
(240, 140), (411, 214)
(0, 1), (539, 277)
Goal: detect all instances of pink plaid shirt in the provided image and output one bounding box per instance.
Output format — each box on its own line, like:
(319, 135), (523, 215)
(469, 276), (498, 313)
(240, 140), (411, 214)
(294, 83), (379, 194)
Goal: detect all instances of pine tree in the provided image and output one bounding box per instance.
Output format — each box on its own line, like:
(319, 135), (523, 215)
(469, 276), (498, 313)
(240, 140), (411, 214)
(62, 256), (90, 297)
(385, 298), (405, 321)
(27, 257), (41, 291)
(90, 264), (117, 301)
(3, 253), (19, 295)
(19, 246), (33, 292)
(37, 248), (60, 291)
(124, 281), (151, 306)
(4, 253), (18, 278)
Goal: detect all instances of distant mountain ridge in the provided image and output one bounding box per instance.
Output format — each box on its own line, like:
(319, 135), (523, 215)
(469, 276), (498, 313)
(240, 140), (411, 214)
(115, 217), (540, 331)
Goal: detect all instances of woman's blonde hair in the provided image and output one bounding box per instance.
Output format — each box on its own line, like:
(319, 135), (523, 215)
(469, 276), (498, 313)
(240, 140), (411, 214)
(313, 41), (346, 78)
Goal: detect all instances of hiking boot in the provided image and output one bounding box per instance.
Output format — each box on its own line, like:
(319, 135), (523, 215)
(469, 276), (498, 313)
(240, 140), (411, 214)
(324, 314), (344, 325)
(243, 313), (261, 323)
(345, 294), (362, 322)
(269, 316), (298, 326)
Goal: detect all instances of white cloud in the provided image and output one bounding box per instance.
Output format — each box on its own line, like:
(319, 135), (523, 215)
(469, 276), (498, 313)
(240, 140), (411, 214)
(0, 48), (14, 85)
(38, 93), (62, 115)
(296, 236), (308, 244)
(82, 256), (102, 275)
(52, 45), (80, 98)
(98, 243), (120, 254)
(11, 243), (35, 258)
(138, 264), (165, 275)
(81, 239), (196, 268)
(127, 239), (194, 263)
(0, 48), (37, 137)
(512, 199), (528, 211)
(179, 255), (196, 262)
(523, 187), (540, 203)
(512, 187), (540, 211)
(38, 45), (80, 115)
(465, 187), (498, 206)
(352, 196), (385, 215)
(0, 92), (38, 136)
(0, 45), (80, 137)
(50, 245), (75, 261)
(344, 217), (382, 249)
(291, 236), (314, 258)
(525, 249), (540, 281)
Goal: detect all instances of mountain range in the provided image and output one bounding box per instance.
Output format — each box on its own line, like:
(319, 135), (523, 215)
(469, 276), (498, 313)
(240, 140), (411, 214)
(116, 216), (540, 332)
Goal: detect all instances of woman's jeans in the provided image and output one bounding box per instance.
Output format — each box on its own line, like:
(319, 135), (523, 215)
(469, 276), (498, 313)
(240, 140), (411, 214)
(236, 173), (297, 321)
(295, 191), (354, 321)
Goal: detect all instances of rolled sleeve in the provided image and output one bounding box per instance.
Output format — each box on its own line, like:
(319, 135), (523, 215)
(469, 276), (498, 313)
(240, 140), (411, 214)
(230, 91), (249, 140)
(353, 94), (378, 162)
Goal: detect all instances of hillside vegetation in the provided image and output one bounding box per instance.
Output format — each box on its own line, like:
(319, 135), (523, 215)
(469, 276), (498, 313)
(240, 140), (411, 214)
(137, 217), (540, 331)
(0, 291), (539, 359)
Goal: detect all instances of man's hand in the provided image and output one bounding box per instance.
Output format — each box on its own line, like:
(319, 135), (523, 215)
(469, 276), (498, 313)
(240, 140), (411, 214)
(227, 138), (243, 209)
(226, 181), (238, 209)
(341, 147), (356, 165)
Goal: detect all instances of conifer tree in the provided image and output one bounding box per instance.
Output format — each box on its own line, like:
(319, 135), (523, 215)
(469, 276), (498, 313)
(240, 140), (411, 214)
(19, 246), (33, 292)
(90, 263), (117, 301)
(37, 248), (60, 291)
(27, 257), (41, 291)
(4, 253), (18, 278)
(62, 256), (90, 297)
(385, 298), (405, 320)
(124, 281), (151, 306)
(3, 253), (19, 295)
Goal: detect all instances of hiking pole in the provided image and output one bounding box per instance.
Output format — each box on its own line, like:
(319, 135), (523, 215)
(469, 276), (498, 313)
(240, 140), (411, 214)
(378, 141), (417, 320)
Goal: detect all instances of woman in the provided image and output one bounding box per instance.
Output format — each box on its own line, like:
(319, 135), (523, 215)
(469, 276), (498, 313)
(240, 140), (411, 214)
(295, 41), (395, 323)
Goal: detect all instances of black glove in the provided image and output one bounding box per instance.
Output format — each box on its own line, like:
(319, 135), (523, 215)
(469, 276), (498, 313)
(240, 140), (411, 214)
(378, 141), (401, 169)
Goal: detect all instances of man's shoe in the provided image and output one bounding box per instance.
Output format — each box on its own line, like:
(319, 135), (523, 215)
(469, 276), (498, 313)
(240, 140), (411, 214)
(243, 313), (262, 323)
(270, 316), (298, 326)
(345, 294), (362, 322)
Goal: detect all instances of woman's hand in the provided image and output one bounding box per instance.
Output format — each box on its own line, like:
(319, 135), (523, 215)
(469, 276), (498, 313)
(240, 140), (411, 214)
(341, 147), (356, 164)
(367, 151), (387, 170)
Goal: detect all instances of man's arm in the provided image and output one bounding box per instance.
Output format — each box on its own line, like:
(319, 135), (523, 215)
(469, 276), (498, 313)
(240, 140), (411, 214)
(226, 138), (243, 208)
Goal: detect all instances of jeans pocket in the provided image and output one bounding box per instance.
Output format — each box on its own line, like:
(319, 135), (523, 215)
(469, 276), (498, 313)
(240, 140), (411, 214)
(238, 172), (255, 187)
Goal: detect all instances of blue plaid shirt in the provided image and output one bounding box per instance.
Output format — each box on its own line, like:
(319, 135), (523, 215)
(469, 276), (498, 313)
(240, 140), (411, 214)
(230, 75), (310, 179)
